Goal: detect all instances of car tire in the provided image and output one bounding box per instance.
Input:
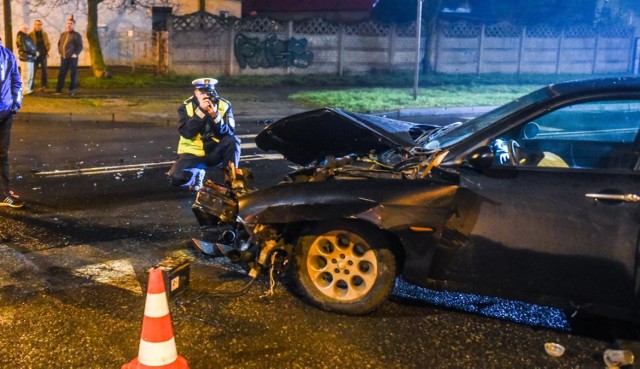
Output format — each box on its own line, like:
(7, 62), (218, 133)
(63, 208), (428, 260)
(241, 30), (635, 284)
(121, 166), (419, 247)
(290, 221), (396, 315)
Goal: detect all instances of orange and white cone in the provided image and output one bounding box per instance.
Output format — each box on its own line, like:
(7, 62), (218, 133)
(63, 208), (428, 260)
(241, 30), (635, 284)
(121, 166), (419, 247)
(122, 268), (189, 369)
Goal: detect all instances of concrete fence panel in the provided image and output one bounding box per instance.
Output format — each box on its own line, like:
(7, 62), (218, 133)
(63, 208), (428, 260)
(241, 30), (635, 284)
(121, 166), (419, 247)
(156, 11), (637, 76)
(436, 21), (635, 75)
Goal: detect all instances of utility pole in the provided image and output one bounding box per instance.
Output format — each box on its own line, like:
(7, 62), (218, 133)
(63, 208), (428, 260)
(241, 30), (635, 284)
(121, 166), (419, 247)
(413, 0), (423, 100)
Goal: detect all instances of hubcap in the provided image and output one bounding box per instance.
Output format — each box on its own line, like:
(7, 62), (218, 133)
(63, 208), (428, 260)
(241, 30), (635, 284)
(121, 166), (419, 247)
(306, 230), (378, 301)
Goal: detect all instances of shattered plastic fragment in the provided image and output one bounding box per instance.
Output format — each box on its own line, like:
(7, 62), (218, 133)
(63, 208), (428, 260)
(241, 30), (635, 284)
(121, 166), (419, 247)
(604, 349), (634, 368)
(544, 342), (565, 357)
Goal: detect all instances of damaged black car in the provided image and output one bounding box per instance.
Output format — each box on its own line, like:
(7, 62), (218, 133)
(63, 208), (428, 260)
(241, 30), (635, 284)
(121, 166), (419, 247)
(192, 77), (640, 321)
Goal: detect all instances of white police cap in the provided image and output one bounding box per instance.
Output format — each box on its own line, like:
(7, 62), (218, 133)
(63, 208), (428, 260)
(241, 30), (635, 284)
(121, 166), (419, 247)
(192, 77), (218, 90)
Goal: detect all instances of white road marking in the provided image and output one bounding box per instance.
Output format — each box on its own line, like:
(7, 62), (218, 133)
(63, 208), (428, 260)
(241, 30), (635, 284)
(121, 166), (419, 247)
(73, 259), (143, 295)
(241, 153), (284, 161)
(35, 131), (283, 178)
(36, 161), (175, 177)
(237, 133), (259, 139)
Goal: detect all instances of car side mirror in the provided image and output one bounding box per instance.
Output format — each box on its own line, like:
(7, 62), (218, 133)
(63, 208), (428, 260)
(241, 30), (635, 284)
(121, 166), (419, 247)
(467, 145), (494, 170)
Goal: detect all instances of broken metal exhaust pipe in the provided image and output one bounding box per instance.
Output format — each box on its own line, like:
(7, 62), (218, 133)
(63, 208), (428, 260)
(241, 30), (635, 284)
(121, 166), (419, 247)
(221, 229), (236, 243)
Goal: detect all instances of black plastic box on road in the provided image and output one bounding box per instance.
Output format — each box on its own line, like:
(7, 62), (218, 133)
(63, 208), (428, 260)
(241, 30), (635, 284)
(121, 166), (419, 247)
(154, 257), (190, 299)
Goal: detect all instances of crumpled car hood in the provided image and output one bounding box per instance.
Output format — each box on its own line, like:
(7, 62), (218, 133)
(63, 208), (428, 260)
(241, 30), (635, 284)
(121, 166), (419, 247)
(255, 108), (436, 166)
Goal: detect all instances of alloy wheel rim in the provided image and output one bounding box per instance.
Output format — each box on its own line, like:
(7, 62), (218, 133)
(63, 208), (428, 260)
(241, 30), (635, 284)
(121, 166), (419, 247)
(306, 230), (378, 301)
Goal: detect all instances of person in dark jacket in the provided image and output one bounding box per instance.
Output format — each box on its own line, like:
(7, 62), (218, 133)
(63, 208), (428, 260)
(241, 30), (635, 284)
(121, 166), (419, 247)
(16, 24), (37, 95)
(167, 77), (241, 191)
(29, 19), (50, 91)
(54, 17), (82, 96)
(0, 39), (24, 207)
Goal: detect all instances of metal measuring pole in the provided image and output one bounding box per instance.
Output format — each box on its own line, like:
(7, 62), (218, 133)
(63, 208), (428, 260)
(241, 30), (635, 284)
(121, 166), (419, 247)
(413, 0), (423, 100)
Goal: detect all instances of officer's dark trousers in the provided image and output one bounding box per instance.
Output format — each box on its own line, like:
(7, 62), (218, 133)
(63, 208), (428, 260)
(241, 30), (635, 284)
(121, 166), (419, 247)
(204, 135), (241, 169)
(167, 135), (241, 187)
(167, 154), (206, 187)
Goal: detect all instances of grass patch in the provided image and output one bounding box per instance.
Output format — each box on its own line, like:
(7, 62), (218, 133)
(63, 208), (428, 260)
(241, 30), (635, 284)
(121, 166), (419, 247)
(76, 98), (104, 107)
(78, 73), (193, 89)
(66, 67), (633, 112)
(75, 66), (629, 89)
(290, 84), (543, 112)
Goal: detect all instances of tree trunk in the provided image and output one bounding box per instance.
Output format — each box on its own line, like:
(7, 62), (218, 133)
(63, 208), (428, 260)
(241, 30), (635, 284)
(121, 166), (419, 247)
(422, 0), (443, 74)
(3, 0), (12, 51)
(87, 0), (109, 78)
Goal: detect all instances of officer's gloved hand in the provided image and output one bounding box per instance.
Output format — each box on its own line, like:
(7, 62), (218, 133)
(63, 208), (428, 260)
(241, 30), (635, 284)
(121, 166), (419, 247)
(208, 101), (219, 118)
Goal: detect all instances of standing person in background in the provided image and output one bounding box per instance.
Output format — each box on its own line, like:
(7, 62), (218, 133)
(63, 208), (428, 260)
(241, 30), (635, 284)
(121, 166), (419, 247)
(54, 16), (82, 96)
(29, 20), (50, 92)
(16, 24), (37, 95)
(0, 37), (24, 208)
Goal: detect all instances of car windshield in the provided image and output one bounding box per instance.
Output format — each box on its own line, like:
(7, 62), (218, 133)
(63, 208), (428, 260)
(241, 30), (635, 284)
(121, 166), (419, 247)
(419, 87), (551, 150)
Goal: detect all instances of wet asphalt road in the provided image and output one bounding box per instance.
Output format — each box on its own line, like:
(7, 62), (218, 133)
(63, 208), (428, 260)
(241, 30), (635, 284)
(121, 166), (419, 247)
(0, 115), (635, 368)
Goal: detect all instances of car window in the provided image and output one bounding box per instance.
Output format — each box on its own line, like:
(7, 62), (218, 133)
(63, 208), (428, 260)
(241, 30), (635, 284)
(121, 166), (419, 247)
(491, 100), (640, 170)
(421, 88), (550, 150)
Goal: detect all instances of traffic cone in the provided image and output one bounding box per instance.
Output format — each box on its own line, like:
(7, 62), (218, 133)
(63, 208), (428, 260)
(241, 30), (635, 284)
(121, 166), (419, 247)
(122, 268), (189, 369)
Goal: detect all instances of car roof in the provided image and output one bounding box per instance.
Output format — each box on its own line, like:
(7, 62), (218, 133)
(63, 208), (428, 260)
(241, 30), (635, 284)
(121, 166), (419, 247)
(545, 77), (640, 96)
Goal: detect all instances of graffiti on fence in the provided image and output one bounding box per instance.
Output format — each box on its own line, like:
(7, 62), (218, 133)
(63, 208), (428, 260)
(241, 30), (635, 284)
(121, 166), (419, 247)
(234, 33), (314, 69)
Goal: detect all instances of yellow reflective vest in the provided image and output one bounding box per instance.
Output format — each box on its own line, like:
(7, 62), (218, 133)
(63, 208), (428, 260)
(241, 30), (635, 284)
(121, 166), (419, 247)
(177, 97), (231, 157)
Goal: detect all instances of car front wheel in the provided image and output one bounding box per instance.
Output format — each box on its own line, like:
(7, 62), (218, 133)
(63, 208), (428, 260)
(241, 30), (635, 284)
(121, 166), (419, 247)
(290, 221), (396, 315)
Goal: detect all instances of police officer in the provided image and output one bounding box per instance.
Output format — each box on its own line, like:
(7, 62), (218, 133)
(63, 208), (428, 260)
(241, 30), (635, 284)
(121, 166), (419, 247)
(167, 77), (241, 190)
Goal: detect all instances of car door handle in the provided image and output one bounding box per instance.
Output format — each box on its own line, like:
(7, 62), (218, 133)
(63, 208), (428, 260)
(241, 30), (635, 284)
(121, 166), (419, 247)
(585, 193), (640, 202)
